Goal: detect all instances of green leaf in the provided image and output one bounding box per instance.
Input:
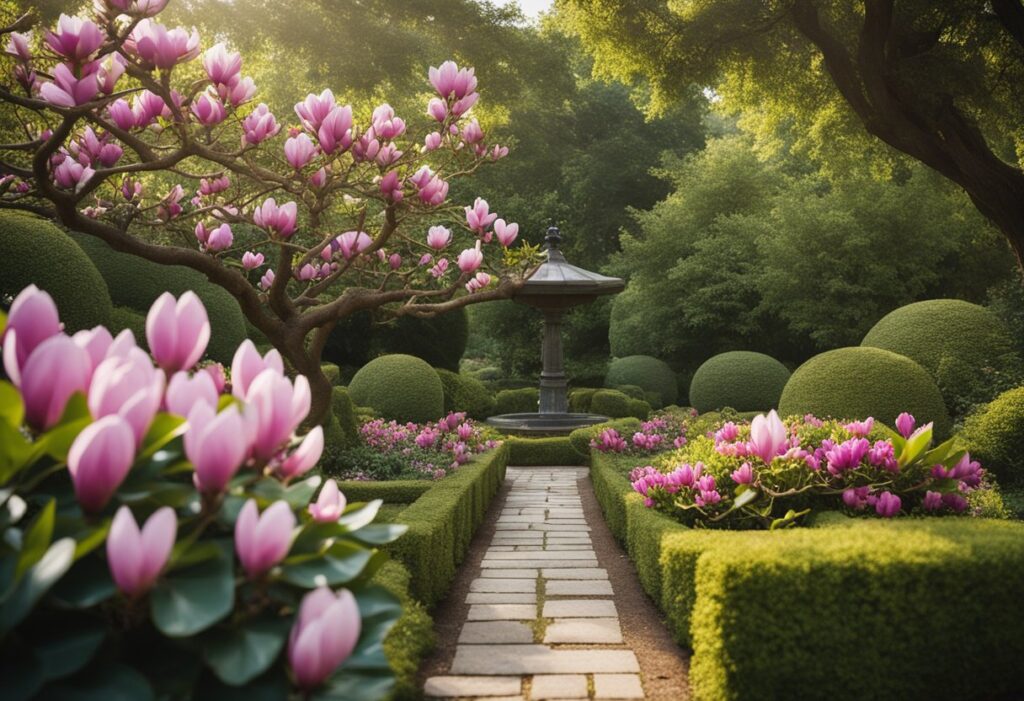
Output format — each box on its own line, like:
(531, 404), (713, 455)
(769, 508), (811, 531)
(280, 541), (372, 588)
(137, 413), (187, 463)
(201, 615), (292, 686)
(337, 500), (382, 532)
(192, 668), (290, 701)
(897, 423), (933, 467)
(49, 557), (116, 609)
(732, 489), (758, 509)
(41, 663), (155, 701)
(0, 381), (24, 428)
(345, 523), (408, 546)
(39, 399), (92, 462)
(0, 422), (39, 485)
(0, 537), (75, 634)
(312, 672), (395, 701)
(922, 437), (957, 467)
(32, 616), (106, 681)
(283, 475), (321, 510)
(150, 541), (234, 637)
(15, 498), (54, 580)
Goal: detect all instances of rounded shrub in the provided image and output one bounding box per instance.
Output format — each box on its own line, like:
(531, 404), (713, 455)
(778, 347), (951, 437)
(605, 355), (678, 407)
(688, 351), (791, 413)
(960, 386), (1024, 486)
(436, 368), (496, 419)
(591, 389), (632, 419)
(494, 387), (539, 414)
(348, 354), (445, 423)
(861, 300), (1017, 409)
(614, 384), (646, 400)
(627, 398), (652, 420)
(321, 362), (341, 386)
(69, 232), (246, 363)
(0, 213), (112, 332)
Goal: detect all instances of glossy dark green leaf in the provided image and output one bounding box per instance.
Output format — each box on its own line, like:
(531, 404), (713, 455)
(150, 542), (234, 637)
(311, 671), (395, 701)
(202, 614), (292, 686)
(0, 380), (24, 428)
(0, 422), (37, 485)
(49, 557), (116, 608)
(0, 537), (75, 635)
(40, 393), (92, 461)
(283, 475), (321, 510)
(192, 667), (290, 701)
(33, 616), (106, 681)
(137, 413), (187, 463)
(280, 541), (372, 588)
(42, 662), (155, 701)
(337, 500), (382, 532)
(16, 500), (55, 580)
(345, 523), (408, 546)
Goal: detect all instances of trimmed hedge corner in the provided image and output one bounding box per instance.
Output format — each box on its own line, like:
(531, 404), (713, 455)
(0, 212), (113, 333)
(606, 355), (678, 406)
(778, 346), (951, 437)
(371, 560), (435, 701)
(507, 437), (587, 466)
(590, 452), (1024, 701)
(349, 354), (445, 423)
(688, 351), (790, 413)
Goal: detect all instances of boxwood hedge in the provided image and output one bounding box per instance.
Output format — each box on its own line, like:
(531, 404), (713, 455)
(688, 351), (790, 413)
(348, 354), (445, 423)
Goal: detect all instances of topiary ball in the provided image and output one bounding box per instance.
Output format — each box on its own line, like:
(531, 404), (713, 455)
(436, 368), (496, 419)
(689, 351), (791, 413)
(778, 347), (951, 437)
(861, 299), (1017, 410)
(0, 213), (112, 332)
(605, 355), (678, 407)
(627, 398), (652, 420)
(69, 232), (246, 363)
(960, 386), (1024, 486)
(348, 354), (445, 423)
(591, 389), (632, 419)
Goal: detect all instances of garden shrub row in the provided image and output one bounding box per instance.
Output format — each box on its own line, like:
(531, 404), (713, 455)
(370, 560), (435, 701)
(494, 387), (539, 414)
(506, 437), (587, 466)
(591, 452), (1024, 700)
(366, 445), (509, 606)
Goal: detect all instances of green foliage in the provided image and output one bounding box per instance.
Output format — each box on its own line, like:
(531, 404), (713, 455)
(108, 306), (147, 349)
(0, 213), (112, 333)
(385, 446), (508, 606)
(506, 437), (587, 466)
(348, 355), (444, 424)
(322, 387), (359, 454)
(590, 389), (632, 419)
(435, 369), (496, 420)
(688, 351), (790, 413)
(778, 347), (951, 437)
(321, 363), (341, 386)
(568, 388), (598, 413)
(568, 418), (643, 456)
(372, 561), (434, 701)
(605, 355), (678, 406)
(861, 299), (1021, 415)
(626, 398), (652, 420)
(494, 387), (539, 415)
(960, 386), (1024, 487)
(69, 233), (246, 364)
(332, 481), (432, 506)
(614, 384), (645, 400)
(381, 311), (468, 372)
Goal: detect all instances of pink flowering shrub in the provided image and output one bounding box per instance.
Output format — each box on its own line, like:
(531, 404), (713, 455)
(591, 412), (688, 454)
(0, 285), (405, 699)
(631, 409), (1001, 529)
(328, 413), (502, 481)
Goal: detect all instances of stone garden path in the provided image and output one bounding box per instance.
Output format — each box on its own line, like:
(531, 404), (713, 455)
(423, 467), (687, 700)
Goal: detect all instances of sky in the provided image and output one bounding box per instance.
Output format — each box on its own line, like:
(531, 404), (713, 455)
(492, 0), (554, 20)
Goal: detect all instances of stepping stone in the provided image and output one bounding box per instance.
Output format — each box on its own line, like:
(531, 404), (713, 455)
(544, 545), (596, 551)
(466, 593), (537, 604)
(480, 569), (538, 579)
(545, 580), (614, 596)
(543, 599), (617, 618)
(544, 618), (623, 644)
(467, 604), (537, 621)
(471, 578), (537, 593)
(450, 645), (639, 675)
(486, 551), (595, 561)
(530, 674), (588, 699)
(593, 674), (645, 699)
(424, 675), (521, 698)
(458, 621), (535, 644)
(482, 560), (597, 569)
(542, 568), (608, 580)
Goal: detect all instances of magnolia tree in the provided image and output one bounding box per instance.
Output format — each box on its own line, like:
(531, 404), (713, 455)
(0, 284), (407, 699)
(0, 2), (538, 424)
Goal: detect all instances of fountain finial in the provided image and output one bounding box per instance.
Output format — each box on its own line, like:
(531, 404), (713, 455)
(545, 225), (562, 250)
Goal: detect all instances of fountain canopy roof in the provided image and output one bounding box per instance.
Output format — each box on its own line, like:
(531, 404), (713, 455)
(514, 227), (625, 304)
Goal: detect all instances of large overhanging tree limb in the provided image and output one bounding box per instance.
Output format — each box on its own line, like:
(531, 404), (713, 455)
(0, 4), (536, 424)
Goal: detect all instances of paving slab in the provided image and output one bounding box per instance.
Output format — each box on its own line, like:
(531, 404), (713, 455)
(529, 674), (588, 699)
(471, 578), (537, 594)
(467, 604), (538, 621)
(450, 645), (640, 675)
(543, 599), (618, 618)
(465, 593), (538, 604)
(458, 621), (535, 644)
(541, 568), (609, 580)
(593, 673), (645, 699)
(424, 675), (521, 698)
(544, 580), (614, 596)
(544, 618), (623, 644)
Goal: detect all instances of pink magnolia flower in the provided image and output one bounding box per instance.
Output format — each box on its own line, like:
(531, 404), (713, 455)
(108, 99), (136, 130)
(156, 184), (185, 221)
(220, 75), (255, 107)
(825, 438), (871, 475)
(429, 60), (477, 100)
(235, 499), (295, 578)
(277, 426), (324, 479)
(465, 272), (491, 293)
(451, 91), (479, 117)
(419, 174), (448, 206)
(185, 403), (250, 494)
(309, 167), (327, 188)
(318, 105), (353, 154)
(731, 462), (754, 485)
(489, 144), (509, 160)
(895, 412), (916, 439)
(426, 226), (452, 250)
(19, 335), (91, 430)
(5, 31), (31, 62)
(146, 291), (211, 373)
(379, 170), (403, 201)
(2, 285), (62, 383)
(259, 269), (275, 291)
(242, 251), (265, 270)
(165, 370), (218, 416)
(231, 339), (284, 398)
(309, 479), (346, 522)
(71, 325), (113, 377)
(748, 410), (787, 464)
(105, 0), (169, 16)
(191, 91), (227, 125)
(198, 174), (230, 196)
(430, 258), (450, 278)
(107, 506), (176, 597)
(45, 14), (103, 62)
(457, 241), (483, 273)
(843, 417), (874, 437)
(89, 348), (165, 446)
(202, 42), (241, 87)
(388, 253), (402, 270)
(53, 158), (95, 191)
(68, 415), (136, 513)
(461, 118), (484, 144)
(125, 19), (200, 69)
(96, 53), (126, 94)
(874, 491), (901, 518)
(375, 142), (402, 166)
(464, 198), (497, 233)
(494, 219), (518, 247)
(842, 486), (871, 510)
(288, 587), (361, 690)
(242, 103), (280, 145)
(252, 197), (298, 238)
(423, 131), (442, 151)
(202, 363), (226, 394)
(205, 223), (233, 251)
(132, 90), (166, 128)
(40, 60), (100, 107)
(244, 369), (311, 460)
(426, 97), (447, 122)
(295, 89), (336, 133)
(337, 230), (373, 260)
(284, 133), (317, 170)
(922, 490), (943, 511)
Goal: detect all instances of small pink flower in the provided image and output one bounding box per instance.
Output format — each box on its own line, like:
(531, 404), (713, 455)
(235, 499), (295, 578)
(107, 506), (176, 597)
(309, 479), (346, 522)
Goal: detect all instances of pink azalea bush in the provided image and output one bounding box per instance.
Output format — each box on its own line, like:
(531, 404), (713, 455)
(330, 412), (502, 481)
(0, 285), (405, 699)
(591, 412), (689, 454)
(628, 409), (1003, 529)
